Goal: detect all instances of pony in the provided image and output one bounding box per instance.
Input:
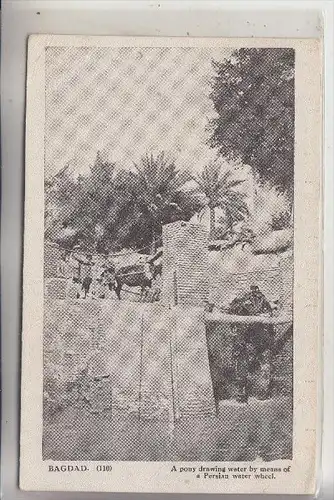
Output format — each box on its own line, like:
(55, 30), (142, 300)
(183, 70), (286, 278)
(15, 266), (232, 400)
(114, 262), (161, 301)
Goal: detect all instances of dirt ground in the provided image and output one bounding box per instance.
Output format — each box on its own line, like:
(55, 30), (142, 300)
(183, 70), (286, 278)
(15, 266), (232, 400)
(43, 395), (292, 462)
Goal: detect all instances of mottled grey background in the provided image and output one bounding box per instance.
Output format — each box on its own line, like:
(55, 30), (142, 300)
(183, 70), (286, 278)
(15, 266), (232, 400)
(45, 46), (229, 178)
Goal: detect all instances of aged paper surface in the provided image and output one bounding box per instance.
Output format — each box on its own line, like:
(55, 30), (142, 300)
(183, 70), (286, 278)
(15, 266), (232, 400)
(20, 35), (321, 494)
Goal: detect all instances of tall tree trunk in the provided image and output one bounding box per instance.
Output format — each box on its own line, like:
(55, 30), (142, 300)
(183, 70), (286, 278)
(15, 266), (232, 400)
(220, 205), (233, 237)
(209, 206), (216, 240)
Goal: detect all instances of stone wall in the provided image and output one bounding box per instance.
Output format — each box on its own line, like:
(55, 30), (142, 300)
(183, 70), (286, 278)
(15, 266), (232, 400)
(161, 221), (209, 307)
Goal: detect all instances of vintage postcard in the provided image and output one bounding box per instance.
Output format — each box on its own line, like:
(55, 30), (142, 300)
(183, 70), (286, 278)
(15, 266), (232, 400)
(20, 35), (322, 494)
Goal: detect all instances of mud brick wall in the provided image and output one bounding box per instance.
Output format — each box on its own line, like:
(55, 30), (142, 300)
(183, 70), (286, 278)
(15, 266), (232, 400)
(99, 301), (143, 416)
(44, 300), (216, 420)
(162, 221), (209, 307)
(139, 304), (175, 420)
(44, 300), (100, 386)
(44, 242), (68, 299)
(172, 306), (216, 418)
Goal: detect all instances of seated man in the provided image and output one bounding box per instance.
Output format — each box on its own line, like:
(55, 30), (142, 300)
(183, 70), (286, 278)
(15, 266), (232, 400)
(228, 285), (272, 317)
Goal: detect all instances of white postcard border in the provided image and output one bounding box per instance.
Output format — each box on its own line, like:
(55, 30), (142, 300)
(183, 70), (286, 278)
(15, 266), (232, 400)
(20, 35), (322, 494)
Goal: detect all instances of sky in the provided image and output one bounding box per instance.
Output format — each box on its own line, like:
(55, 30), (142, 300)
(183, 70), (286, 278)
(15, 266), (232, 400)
(45, 46), (234, 178)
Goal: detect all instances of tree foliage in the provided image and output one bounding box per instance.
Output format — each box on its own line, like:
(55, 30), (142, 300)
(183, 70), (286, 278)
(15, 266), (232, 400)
(45, 152), (197, 253)
(45, 154), (134, 252)
(129, 152), (192, 253)
(193, 161), (249, 238)
(208, 48), (295, 198)
(47, 152), (276, 253)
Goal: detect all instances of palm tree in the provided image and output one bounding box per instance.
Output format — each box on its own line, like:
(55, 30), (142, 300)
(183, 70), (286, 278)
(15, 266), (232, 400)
(131, 152), (191, 254)
(193, 161), (249, 239)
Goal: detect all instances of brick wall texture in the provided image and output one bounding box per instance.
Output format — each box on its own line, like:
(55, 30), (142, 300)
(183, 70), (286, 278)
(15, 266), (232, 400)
(161, 221), (209, 307)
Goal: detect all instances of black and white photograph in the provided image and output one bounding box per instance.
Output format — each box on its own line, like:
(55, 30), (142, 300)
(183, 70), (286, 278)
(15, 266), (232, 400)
(18, 34), (322, 495)
(42, 44), (295, 462)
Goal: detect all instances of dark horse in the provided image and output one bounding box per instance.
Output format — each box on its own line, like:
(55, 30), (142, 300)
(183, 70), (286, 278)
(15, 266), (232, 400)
(114, 262), (161, 301)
